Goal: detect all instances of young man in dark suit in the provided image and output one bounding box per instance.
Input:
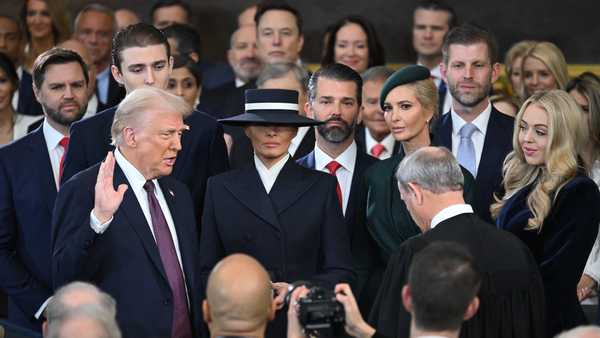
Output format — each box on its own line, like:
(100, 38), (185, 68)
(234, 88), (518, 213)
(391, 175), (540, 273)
(369, 147), (545, 338)
(434, 24), (514, 223)
(61, 23), (229, 224)
(296, 63), (378, 314)
(0, 48), (89, 331)
(200, 88), (355, 338)
(53, 87), (202, 338)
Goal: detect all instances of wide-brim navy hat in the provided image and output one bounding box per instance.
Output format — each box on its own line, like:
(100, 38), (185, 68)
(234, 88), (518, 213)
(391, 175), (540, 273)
(218, 89), (323, 126)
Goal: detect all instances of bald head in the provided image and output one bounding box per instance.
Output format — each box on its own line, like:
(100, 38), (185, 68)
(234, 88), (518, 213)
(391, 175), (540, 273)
(238, 5), (257, 27)
(47, 282), (117, 320)
(556, 326), (600, 338)
(204, 254), (274, 335)
(115, 9), (140, 31)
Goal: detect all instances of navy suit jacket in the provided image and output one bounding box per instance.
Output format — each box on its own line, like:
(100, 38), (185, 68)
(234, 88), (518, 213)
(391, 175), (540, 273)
(61, 106), (229, 223)
(297, 148), (380, 311)
(96, 74), (126, 113)
(433, 107), (514, 222)
(0, 127), (55, 331)
(52, 163), (202, 338)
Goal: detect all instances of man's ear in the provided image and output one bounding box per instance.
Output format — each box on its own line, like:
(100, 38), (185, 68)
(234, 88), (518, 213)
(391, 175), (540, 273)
(111, 64), (124, 86)
(202, 300), (211, 324)
(440, 61), (448, 83)
(304, 101), (313, 119)
(407, 182), (424, 205)
(401, 285), (413, 313)
(268, 299), (277, 321)
(32, 83), (42, 104)
(123, 127), (136, 147)
(42, 320), (49, 337)
(463, 296), (480, 321)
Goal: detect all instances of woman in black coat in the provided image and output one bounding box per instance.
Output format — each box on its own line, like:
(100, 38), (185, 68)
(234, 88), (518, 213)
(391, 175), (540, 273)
(199, 89), (355, 338)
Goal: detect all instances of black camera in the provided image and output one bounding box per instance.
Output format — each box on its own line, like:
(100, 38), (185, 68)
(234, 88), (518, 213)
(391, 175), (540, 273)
(287, 282), (345, 337)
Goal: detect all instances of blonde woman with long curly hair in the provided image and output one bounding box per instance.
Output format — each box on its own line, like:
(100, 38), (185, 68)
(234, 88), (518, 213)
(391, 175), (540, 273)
(492, 89), (600, 337)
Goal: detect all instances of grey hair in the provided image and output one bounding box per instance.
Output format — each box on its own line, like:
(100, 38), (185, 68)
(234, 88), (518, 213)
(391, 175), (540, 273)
(111, 87), (191, 146)
(256, 62), (309, 92)
(555, 326), (600, 338)
(46, 282), (117, 320)
(395, 147), (464, 194)
(74, 3), (117, 33)
(361, 66), (394, 83)
(46, 304), (122, 338)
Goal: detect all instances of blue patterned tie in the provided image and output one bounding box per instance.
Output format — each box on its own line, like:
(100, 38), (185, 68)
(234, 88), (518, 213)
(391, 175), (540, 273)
(457, 123), (478, 177)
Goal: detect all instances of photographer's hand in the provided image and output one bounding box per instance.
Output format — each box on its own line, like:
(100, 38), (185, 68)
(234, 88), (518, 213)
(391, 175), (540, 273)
(335, 284), (376, 338)
(272, 282), (289, 310)
(287, 286), (309, 338)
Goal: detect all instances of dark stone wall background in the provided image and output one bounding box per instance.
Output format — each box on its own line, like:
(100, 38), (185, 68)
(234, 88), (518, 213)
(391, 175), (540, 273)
(2, 0), (599, 64)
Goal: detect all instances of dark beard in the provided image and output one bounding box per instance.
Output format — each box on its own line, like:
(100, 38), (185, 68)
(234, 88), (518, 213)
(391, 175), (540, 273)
(42, 101), (87, 127)
(317, 116), (355, 143)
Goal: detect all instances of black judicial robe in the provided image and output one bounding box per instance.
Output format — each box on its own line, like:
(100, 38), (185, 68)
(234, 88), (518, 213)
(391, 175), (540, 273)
(369, 212), (546, 338)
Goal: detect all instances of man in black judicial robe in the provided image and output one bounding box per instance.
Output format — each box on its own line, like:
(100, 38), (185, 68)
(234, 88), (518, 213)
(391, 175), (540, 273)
(368, 147), (545, 338)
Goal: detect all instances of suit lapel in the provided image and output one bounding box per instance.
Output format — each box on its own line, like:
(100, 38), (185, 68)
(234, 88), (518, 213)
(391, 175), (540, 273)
(113, 164), (168, 282)
(269, 159), (319, 215)
(293, 127), (315, 159)
(477, 108), (504, 185)
(223, 164), (282, 231)
(433, 113), (453, 149)
(30, 127), (57, 213)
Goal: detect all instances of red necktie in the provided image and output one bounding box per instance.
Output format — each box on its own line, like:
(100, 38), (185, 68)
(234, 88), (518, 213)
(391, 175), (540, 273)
(370, 144), (386, 158)
(325, 161), (343, 210)
(58, 136), (69, 180)
(143, 181), (193, 338)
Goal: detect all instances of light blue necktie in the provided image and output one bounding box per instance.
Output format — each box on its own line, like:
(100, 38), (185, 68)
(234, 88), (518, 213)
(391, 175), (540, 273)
(458, 123), (478, 177)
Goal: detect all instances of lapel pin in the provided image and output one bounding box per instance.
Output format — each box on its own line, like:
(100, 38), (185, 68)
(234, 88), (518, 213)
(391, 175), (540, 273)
(169, 189), (175, 197)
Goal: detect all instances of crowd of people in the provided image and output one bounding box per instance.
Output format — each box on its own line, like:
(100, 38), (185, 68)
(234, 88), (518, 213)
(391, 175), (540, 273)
(1, 0), (600, 338)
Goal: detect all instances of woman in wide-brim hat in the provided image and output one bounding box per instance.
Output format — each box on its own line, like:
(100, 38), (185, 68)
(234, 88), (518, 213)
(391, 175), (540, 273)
(198, 88), (355, 338)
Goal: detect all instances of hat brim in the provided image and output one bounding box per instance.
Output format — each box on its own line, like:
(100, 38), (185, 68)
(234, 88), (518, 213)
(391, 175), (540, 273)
(218, 111), (323, 126)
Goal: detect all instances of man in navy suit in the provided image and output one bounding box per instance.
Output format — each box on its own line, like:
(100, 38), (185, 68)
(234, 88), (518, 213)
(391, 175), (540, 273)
(297, 64), (378, 314)
(53, 87), (202, 338)
(0, 48), (89, 331)
(433, 24), (514, 223)
(62, 23), (229, 224)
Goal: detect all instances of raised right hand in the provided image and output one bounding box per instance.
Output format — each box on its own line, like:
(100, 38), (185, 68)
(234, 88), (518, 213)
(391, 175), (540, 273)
(92, 152), (128, 224)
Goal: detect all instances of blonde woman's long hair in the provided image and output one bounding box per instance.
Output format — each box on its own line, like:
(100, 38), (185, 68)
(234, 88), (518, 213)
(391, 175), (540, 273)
(490, 90), (587, 231)
(520, 42), (569, 99)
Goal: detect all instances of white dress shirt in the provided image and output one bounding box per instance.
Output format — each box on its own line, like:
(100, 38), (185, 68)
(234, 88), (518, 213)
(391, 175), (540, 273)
(364, 128), (395, 160)
(43, 119), (67, 189)
(289, 126), (309, 157)
(430, 204), (474, 229)
(254, 153), (290, 194)
(82, 94), (99, 120)
(314, 141), (357, 215)
(235, 77), (247, 88)
(89, 148), (186, 278)
(450, 102), (492, 177)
